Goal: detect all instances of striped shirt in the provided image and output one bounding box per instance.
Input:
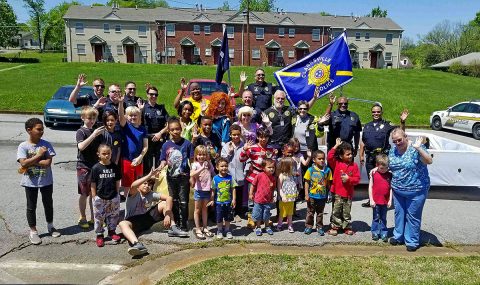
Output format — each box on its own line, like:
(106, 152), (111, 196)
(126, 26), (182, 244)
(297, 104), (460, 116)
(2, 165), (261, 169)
(239, 144), (276, 184)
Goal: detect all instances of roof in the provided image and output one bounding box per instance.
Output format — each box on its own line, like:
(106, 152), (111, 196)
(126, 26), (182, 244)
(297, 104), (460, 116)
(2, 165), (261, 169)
(64, 5), (403, 30)
(430, 53), (480, 68)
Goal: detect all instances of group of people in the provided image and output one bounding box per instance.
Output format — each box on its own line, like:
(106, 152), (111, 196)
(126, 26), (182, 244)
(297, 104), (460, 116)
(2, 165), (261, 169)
(16, 69), (432, 257)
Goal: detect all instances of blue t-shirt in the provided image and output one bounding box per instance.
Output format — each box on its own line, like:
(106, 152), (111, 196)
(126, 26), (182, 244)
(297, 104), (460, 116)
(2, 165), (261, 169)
(17, 139), (56, 187)
(212, 174), (237, 204)
(388, 145), (430, 192)
(160, 138), (194, 177)
(121, 122), (147, 161)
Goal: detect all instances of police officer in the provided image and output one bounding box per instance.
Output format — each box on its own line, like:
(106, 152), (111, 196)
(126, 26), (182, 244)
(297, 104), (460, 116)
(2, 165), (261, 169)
(141, 85), (169, 175)
(359, 104), (408, 207)
(243, 68), (279, 112)
(69, 74), (107, 124)
(123, 81), (142, 108)
(104, 84), (126, 115)
(263, 90), (294, 151)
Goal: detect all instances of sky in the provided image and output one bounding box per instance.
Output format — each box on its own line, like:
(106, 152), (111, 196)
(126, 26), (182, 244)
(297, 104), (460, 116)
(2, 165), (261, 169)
(7, 0), (480, 41)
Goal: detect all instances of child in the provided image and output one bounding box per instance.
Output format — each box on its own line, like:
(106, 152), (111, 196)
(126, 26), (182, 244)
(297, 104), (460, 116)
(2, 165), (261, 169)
(76, 106), (104, 229)
(290, 138), (312, 197)
(90, 144), (122, 247)
(276, 157), (297, 233)
(304, 150), (332, 236)
(192, 116), (222, 161)
(368, 154), (392, 242)
(210, 158), (237, 239)
(17, 118), (60, 245)
(101, 111), (122, 165)
(220, 124), (246, 219)
(327, 138), (360, 236)
(250, 158), (276, 236)
(191, 145), (215, 239)
(159, 117), (194, 231)
(119, 168), (188, 256)
(118, 95), (148, 200)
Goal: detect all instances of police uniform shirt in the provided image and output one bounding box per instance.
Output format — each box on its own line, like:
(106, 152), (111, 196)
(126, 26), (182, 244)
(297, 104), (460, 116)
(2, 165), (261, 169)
(328, 109), (361, 146)
(124, 95), (141, 108)
(104, 98), (126, 115)
(142, 103), (169, 134)
(264, 105), (294, 147)
(247, 82), (278, 112)
(75, 93), (100, 108)
(362, 120), (394, 152)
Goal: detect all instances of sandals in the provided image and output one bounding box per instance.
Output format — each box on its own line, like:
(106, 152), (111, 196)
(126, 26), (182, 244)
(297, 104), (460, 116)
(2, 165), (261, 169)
(193, 229), (206, 240)
(203, 227), (214, 238)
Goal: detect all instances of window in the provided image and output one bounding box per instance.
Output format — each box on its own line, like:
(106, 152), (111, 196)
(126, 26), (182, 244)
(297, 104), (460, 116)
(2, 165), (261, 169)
(166, 47), (175, 57)
(205, 48), (211, 56)
(277, 50), (284, 57)
(204, 25), (211, 34)
(278, 27), (285, 37)
(166, 24), (175, 36)
(77, 44), (86, 54)
(252, 48), (260, 59)
(288, 50), (294, 58)
(229, 48), (234, 59)
(363, 52), (368, 60)
(256, 27), (264, 39)
(75, 23), (84, 34)
(385, 52), (392, 61)
(451, 103), (467, 112)
(227, 26), (234, 39)
(365, 32), (370, 41)
(115, 24), (121, 33)
(288, 28), (295, 37)
(138, 25), (147, 37)
(312, 29), (320, 41)
(117, 45), (123, 55)
(105, 45), (112, 58)
(103, 23), (110, 33)
(333, 31), (341, 38)
(386, 33), (393, 44)
(355, 32), (361, 41)
(193, 25), (200, 34)
(465, 103), (480, 114)
(194, 47), (200, 56)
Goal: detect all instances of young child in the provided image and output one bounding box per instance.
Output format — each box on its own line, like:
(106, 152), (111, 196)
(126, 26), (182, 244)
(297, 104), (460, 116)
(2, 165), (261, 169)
(368, 154), (393, 242)
(250, 158), (276, 236)
(76, 106), (104, 229)
(159, 117), (194, 231)
(290, 138), (312, 196)
(192, 116), (221, 161)
(90, 144), (122, 247)
(327, 138), (360, 236)
(191, 145), (215, 239)
(304, 150), (332, 236)
(220, 124), (246, 219)
(276, 157), (297, 233)
(17, 118), (60, 245)
(210, 158), (237, 239)
(119, 168), (188, 256)
(101, 111), (121, 165)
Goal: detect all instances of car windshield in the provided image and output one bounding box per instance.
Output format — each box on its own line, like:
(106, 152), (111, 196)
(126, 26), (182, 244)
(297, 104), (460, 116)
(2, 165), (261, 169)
(189, 82), (229, 96)
(52, 87), (93, 100)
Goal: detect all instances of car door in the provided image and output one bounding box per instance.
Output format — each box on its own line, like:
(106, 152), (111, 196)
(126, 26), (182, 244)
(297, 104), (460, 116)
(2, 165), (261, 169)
(444, 103), (468, 131)
(463, 103), (480, 132)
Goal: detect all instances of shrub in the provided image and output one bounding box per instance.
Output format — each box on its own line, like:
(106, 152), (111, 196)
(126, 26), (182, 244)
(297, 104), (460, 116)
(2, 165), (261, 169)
(0, 57), (40, 63)
(467, 62), (480, 77)
(449, 61), (469, 75)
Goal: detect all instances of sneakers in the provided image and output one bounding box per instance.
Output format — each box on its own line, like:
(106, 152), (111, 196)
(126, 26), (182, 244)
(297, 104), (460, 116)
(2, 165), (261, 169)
(96, 235), (104, 247)
(317, 228), (325, 236)
(327, 228), (338, 236)
(128, 242), (148, 256)
(29, 231), (41, 245)
(265, 227), (274, 235)
(216, 231), (223, 239)
(48, 226), (61, 238)
(372, 233), (380, 241)
(276, 223), (283, 232)
(78, 218), (89, 229)
(381, 235), (388, 242)
(288, 226), (294, 233)
(389, 238), (404, 246)
(304, 227), (313, 235)
(225, 231), (233, 239)
(344, 228), (354, 235)
(255, 227), (262, 236)
(168, 225), (189, 238)
(108, 230), (121, 243)
(406, 245), (418, 252)
(361, 200), (371, 208)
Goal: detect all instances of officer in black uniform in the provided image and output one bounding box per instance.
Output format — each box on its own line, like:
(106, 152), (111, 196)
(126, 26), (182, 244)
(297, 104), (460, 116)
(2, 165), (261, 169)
(104, 84), (127, 115)
(246, 68), (279, 112)
(359, 103), (408, 207)
(141, 86), (169, 175)
(124, 81), (142, 108)
(263, 90), (294, 151)
(69, 74), (107, 124)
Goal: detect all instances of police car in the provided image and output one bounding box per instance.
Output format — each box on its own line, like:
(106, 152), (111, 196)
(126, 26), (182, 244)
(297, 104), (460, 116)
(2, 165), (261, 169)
(429, 100), (480, 140)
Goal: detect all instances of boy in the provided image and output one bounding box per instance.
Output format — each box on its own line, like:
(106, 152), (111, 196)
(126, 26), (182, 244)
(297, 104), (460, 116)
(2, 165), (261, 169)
(76, 106), (105, 228)
(368, 154), (392, 242)
(304, 150), (332, 236)
(249, 158), (276, 236)
(91, 144), (122, 247)
(192, 116), (221, 160)
(159, 117), (194, 232)
(210, 158), (237, 239)
(17, 118), (60, 245)
(119, 168), (188, 256)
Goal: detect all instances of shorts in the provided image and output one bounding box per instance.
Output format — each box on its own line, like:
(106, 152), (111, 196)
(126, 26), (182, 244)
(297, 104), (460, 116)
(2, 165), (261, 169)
(122, 159), (143, 187)
(77, 168), (92, 196)
(278, 201), (294, 218)
(215, 203), (233, 223)
(126, 207), (165, 234)
(252, 203), (272, 222)
(194, 190), (211, 201)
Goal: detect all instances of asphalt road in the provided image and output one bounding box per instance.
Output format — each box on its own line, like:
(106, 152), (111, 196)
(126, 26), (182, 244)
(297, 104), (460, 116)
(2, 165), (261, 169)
(0, 114), (479, 284)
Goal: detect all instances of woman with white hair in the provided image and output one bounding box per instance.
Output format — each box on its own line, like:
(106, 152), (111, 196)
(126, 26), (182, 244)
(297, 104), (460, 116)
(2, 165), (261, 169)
(233, 106), (272, 142)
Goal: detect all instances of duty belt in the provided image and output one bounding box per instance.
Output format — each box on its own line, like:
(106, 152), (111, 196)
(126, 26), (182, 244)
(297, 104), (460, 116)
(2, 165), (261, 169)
(366, 148), (388, 156)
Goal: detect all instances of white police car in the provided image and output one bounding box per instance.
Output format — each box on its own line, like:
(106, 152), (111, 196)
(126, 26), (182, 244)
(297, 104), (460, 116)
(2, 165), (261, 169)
(430, 100), (480, 140)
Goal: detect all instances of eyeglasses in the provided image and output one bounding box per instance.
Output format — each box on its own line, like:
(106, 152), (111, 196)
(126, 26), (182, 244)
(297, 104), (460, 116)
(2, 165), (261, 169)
(94, 85), (105, 88)
(148, 93), (159, 97)
(392, 138), (403, 144)
(127, 88), (136, 90)
(191, 87), (201, 91)
(298, 108), (308, 111)
(256, 74), (265, 77)
(109, 90), (121, 93)
(339, 103), (348, 106)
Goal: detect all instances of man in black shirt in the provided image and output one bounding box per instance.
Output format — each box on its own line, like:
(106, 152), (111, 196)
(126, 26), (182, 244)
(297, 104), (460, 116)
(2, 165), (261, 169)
(104, 84), (126, 115)
(263, 90), (294, 151)
(124, 81), (142, 108)
(239, 69), (279, 112)
(69, 74), (107, 110)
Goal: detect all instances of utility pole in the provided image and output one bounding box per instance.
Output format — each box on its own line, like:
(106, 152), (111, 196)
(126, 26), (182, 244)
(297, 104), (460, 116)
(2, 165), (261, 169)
(246, 0), (250, 66)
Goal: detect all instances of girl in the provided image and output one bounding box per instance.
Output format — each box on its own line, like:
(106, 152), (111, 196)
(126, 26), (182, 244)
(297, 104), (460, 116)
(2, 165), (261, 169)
(101, 111), (121, 165)
(178, 100), (196, 141)
(276, 157), (298, 233)
(190, 145), (215, 239)
(205, 92), (234, 145)
(290, 138), (312, 192)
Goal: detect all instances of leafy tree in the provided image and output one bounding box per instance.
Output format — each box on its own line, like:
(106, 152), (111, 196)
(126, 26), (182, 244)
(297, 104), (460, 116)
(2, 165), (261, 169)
(367, 6), (387, 17)
(319, 11), (331, 16)
(23, 0), (45, 51)
(218, 1), (231, 11)
(401, 36), (416, 51)
(239, 0), (275, 12)
(0, 0), (19, 48)
(43, 1), (80, 50)
(92, 3), (105, 6)
(469, 11), (480, 27)
(106, 0), (169, 8)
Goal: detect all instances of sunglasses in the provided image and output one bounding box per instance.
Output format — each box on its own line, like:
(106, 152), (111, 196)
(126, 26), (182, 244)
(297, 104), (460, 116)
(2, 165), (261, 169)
(372, 111), (381, 114)
(256, 74), (265, 77)
(339, 103), (348, 106)
(109, 90), (121, 93)
(94, 85), (105, 88)
(298, 107), (308, 110)
(392, 138), (403, 144)
(148, 93), (159, 97)
(127, 88), (136, 90)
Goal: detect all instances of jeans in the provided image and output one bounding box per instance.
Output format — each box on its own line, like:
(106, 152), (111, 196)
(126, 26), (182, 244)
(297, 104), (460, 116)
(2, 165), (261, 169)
(252, 203), (272, 222)
(393, 188), (428, 248)
(25, 185), (53, 228)
(371, 204), (388, 237)
(167, 175), (190, 230)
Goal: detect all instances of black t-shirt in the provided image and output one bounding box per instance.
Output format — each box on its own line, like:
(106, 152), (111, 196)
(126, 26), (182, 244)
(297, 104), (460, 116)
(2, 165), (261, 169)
(195, 134), (221, 153)
(142, 103), (169, 134)
(124, 95), (141, 108)
(91, 162), (122, 200)
(75, 93), (105, 123)
(76, 127), (102, 169)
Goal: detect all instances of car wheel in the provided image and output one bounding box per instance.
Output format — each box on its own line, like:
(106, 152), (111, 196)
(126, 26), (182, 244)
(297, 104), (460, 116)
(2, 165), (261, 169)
(473, 124), (480, 140)
(431, 116), (442, 131)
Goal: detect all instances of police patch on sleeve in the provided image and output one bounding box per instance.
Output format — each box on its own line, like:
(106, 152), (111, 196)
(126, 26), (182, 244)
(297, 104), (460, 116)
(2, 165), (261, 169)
(284, 110), (290, 117)
(268, 112), (275, 119)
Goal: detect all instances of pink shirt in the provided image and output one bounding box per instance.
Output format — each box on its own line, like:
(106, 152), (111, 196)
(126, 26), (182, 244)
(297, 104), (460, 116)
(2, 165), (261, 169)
(192, 161), (215, 191)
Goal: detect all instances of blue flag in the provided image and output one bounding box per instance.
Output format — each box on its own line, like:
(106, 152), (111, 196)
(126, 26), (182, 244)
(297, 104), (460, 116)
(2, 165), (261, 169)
(274, 32), (353, 107)
(215, 25), (230, 85)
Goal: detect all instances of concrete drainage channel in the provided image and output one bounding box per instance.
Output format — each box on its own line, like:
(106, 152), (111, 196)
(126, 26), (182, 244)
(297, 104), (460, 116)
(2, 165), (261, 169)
(100, 243), (480, 285)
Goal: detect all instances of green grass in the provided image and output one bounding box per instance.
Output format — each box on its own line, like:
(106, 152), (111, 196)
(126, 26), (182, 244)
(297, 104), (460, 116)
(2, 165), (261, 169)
(0, 51), (479, 125)
(158, 254), (480, 285)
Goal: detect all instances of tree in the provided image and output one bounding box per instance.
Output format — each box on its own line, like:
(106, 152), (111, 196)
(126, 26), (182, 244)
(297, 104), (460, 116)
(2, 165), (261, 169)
(218, 1), (231, 11)
(469, 11), (480, 27)
(0, 0), (19, 48)
(106, 0), (169, 8)
(239, 0), (275, 12)
(367, 6), (387, 17)
(23, 0), (45, 52)
(43, 1), (80, 50)
(319, 11), (331, 16)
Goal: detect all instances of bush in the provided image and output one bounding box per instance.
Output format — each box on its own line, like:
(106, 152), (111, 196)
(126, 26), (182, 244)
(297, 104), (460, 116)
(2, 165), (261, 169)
(0, 57), (40, 63)
(467, 62), (480, 77)
(449, 61), (469, 75)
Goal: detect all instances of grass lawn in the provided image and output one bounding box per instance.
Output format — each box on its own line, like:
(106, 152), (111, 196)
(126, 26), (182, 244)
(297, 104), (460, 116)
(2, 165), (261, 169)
(158, 254), (480, 285)
(0, 51), (479, 125)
